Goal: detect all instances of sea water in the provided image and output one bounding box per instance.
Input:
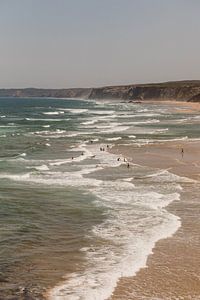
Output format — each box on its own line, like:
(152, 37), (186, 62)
(0, 97), (199, 299)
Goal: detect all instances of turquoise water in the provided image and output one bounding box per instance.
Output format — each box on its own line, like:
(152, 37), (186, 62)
(0, 98), (199, 299)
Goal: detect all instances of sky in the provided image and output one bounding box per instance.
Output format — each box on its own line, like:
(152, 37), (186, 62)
(0, 0), (200, 88)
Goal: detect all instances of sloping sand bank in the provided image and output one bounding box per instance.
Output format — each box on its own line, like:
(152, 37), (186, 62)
(109, 140), (200, 299)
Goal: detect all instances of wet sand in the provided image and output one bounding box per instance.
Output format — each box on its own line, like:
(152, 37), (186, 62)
(109, 140), (200, 299)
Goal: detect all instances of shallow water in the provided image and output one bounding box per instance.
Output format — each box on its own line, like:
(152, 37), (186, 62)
(0, 98), (199, 299)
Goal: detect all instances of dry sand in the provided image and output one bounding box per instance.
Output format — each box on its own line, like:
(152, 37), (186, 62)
(109, 140), (200, 299)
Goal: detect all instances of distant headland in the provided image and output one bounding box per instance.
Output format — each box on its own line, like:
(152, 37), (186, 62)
(1, 80), (200, 102)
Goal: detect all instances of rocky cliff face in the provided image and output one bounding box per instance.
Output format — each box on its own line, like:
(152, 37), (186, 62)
(1, 81), (200, 102)
(0, 88), (91, 99)
(88, 81), (200, 102)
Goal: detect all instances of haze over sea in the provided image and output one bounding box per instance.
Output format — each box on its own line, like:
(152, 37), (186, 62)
(0, 97), (199, 299)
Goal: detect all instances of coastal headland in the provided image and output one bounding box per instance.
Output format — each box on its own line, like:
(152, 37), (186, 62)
(1, 80), (200, 102)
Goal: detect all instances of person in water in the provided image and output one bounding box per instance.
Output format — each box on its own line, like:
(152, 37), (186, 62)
(127, 163), (130, 168)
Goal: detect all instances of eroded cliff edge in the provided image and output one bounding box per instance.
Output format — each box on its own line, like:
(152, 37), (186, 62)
(1, 81), (200, 102)
(88, 81), (200, 102)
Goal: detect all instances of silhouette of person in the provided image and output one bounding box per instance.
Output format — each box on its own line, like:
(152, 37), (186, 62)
(181, 148), (184, 158)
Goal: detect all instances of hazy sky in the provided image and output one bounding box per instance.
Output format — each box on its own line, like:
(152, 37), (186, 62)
(0, 0), (200, 88)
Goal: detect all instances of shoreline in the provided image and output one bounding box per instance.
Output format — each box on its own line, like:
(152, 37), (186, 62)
(109, 139), (200, 299)
(45, 100), (200, 300)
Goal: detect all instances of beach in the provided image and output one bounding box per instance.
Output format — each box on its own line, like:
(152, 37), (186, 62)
(0, 97), (200, 300)
(109, 138), (200, 299)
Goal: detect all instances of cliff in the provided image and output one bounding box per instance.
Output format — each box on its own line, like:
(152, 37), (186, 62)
(0, 88), (91, 99)
(1, 81), (200, 102)
(88, 81), (200, 102)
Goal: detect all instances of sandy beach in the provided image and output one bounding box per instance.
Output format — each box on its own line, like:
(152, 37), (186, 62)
(109, 139), (200, 299)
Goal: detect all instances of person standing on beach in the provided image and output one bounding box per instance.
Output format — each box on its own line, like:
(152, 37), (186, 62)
(181, 148), (184, 158)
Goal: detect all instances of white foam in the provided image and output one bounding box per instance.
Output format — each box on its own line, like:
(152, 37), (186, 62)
(46, 143), (185, 300)
(101, 125), (129, 134)
(88, 110), (115, 115)
(19, 153), (26, 157)
(43, 111), (60, 115)
(48, 170), (182, 300)
(128, 135), (136, 139)
(2, 100), (189, 300)
(35, 164), (49, 171)
(25, 118), (64, 122)
(106, 137), (122, 141)
(122, 177), (133, 182)
(32, 130), (93, 139)
(152, 128), (169, 133)
(81, 119), (98, 125)
(60, 108), (88, 114)
(0, 136), (184, 300)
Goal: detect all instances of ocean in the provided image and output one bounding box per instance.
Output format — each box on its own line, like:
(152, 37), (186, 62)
(0, 97), (199, 299)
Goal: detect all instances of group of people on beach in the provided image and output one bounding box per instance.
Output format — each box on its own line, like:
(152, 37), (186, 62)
(100, 145), (109, 152)
(71, 142), (184, 170)
(117, 156), (130, 168)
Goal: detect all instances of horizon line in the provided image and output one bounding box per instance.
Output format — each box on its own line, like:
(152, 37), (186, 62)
(1, 79), (200, 90)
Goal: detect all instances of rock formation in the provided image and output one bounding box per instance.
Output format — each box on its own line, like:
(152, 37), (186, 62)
(1, 81), (200, 102)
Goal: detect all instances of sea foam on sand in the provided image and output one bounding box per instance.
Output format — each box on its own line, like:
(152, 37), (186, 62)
(46, 145), (182, 300)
